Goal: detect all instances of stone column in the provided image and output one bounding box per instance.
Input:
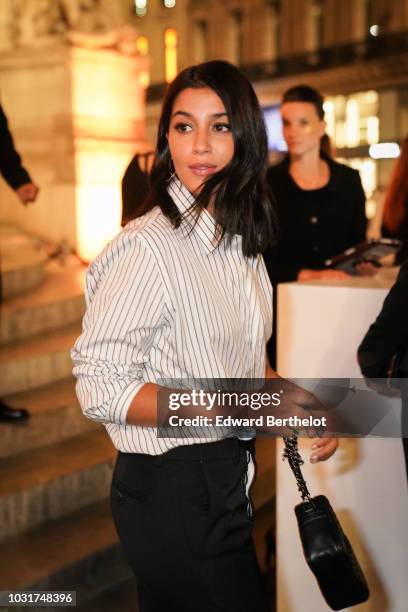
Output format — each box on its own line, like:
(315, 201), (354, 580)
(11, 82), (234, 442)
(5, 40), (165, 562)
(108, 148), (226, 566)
(0, 0), (15, 50)
(0, 32), (148, 262)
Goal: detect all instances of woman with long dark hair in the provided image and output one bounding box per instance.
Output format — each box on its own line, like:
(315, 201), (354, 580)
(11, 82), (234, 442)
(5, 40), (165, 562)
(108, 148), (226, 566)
(71, 62), (338, 612)
(358, 258), (408, 482)
(382, 135), (408, 264)
(264, 84), (368, 284)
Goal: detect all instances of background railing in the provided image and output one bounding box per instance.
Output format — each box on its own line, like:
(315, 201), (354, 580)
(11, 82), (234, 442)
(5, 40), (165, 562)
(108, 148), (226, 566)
(146, 29), (408, 103)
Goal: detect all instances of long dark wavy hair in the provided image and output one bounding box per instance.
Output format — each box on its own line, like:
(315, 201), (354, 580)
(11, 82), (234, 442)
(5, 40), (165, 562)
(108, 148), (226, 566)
(282, 84), (332, 157)
(129, 60), (277, 257)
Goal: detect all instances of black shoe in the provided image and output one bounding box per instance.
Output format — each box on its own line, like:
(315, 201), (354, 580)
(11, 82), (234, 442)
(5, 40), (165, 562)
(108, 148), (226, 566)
(0, 398), (30, 422)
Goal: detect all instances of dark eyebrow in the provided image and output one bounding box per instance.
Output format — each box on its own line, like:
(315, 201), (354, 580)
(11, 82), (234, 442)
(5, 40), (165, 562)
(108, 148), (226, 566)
(171, 111), (229, 120)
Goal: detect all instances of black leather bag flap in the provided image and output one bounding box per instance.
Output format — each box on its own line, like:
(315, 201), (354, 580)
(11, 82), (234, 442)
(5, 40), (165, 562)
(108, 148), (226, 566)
(295, 495), (369, 610)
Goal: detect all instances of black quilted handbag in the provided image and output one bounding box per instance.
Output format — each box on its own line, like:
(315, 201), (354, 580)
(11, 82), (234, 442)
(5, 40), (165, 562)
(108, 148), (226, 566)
(283, 433), (370, 610)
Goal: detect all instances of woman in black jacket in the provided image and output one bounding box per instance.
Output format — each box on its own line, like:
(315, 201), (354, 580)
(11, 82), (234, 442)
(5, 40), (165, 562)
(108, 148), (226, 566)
(263, 85), (373, 366)
(382, 134), (408, 265)
(264, 85), (368, 285)
(358, 260), (408, 481)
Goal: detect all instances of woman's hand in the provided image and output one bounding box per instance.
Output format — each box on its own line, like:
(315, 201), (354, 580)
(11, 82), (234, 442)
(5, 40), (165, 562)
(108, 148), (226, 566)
(264, 368), (339, 462)
(16, 182), (39, 205)
(354, 261), (379, 276)
(298, 268), (349, 281)
(310, 436), (339, 462)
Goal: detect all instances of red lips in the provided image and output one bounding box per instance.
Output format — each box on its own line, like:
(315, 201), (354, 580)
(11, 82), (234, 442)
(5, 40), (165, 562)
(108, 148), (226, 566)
(188, 164), (217, 176)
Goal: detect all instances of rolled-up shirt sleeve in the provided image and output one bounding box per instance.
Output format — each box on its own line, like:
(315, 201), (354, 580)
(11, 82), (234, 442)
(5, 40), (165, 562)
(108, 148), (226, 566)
(71, 232), (166, 426)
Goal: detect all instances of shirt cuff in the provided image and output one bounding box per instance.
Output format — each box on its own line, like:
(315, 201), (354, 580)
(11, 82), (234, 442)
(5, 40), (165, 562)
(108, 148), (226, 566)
(108, 380), (146, 426)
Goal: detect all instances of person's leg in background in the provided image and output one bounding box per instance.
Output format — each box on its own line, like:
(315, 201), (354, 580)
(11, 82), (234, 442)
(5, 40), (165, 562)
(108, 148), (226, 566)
(0, 268), (29, 421)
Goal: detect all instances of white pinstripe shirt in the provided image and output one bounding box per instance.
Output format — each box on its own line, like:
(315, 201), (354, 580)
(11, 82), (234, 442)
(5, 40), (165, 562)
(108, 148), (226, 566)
(71, 179), (273, 455)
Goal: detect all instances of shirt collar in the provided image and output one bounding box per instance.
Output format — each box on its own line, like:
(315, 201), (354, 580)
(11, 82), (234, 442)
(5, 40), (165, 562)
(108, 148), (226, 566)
(167, 177), (221, 253)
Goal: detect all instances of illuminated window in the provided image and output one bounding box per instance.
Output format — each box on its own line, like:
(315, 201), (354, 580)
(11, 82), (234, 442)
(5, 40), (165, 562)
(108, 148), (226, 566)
(360, 158), (376, 195)
(323, 101), (335, 140)
(135, 0), (147, 17)
(337, 157), (377, 215)
(136, 36), (150, 88)
(165, 28), (178, 83)
(362, 160), (378, 225)
(325, 91), (379, 149)
(346, 100), (360, 148)
(136, 36), (149, 56)
(350, 158), (377, 216)
(367, 116), (379, 145)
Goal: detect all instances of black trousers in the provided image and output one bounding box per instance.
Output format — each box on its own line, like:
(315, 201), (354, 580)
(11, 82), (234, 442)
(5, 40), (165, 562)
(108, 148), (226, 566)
(110, 438), (268, 612)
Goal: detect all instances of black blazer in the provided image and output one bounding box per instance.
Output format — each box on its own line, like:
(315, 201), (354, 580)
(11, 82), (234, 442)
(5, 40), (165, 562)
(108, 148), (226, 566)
(0, 103), (31, 190)
(358, 260), (408, 378)
(264, 155), (367, 283)
(382, 217), (408, 266)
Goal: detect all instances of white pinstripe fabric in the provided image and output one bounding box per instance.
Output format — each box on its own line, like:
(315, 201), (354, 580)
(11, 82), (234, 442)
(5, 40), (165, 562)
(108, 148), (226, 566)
(71, 178), (273, 455)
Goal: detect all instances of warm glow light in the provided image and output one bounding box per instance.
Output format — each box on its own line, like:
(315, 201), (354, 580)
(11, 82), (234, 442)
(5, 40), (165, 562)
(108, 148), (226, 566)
(71, 47), (145, 262)
(323, 101), (335, 138)
(76, 184), (121, 262)
(367, 116), (379, 145)
(364, 90), (378, 105)
(335, 121), (346, 148)
(165, 28), (178, 83)
(370, 24), (379, 36)
(135, 0), (147, 16)
(369, 142), (401, 159)
(164, 0), (176, 6)
(139, 72), (150, 87)
(366, 199), (376, 220)
(135, 37), (149, 87)
(75, 150), (127, 262)
(136, 36), (149, 55)
(347, 158), (377, 213)
(346, 100), (360, 147)
(361, 159), (376, 194)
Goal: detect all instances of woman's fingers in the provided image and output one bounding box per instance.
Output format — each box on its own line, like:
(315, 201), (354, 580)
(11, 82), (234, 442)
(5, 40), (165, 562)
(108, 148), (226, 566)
(354, 261), (379, 276)
(310, 437), (339, 462)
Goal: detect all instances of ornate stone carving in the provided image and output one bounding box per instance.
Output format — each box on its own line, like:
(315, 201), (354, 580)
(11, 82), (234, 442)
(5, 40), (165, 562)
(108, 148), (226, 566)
(0, 0), (129, 49)
(59, 0), (123, 34)
(16, 0), (65, 46)
(0, 1), (17, 50)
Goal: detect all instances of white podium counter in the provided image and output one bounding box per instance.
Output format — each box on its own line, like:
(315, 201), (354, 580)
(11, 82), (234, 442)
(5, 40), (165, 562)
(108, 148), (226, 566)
(276, 272), (408, 612)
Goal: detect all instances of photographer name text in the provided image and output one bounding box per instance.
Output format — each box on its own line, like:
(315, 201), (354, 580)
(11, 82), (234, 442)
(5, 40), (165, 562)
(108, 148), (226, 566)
(167, 415), (327, 428)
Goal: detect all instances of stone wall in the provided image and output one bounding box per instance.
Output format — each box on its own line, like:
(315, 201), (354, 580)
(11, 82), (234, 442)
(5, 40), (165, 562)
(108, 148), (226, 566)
(0, 2), (148, 261)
